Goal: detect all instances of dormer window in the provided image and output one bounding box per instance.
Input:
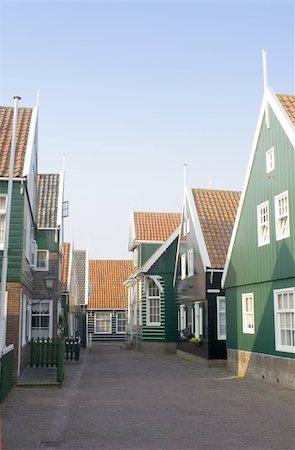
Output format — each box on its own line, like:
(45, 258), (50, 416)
(266, 147), (275, 173)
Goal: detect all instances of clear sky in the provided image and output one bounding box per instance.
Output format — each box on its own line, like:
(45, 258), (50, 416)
(0, 0), (294, 260)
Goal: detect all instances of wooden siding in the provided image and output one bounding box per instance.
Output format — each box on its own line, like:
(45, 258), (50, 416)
(0, 181), (25, 282)
(226, 277), (295, 358)
(87, 310), (126, 341)
(140, 243), (161, 267)
(225, 108), (295, 288)
(142, 278), (165, 341)
(36, 229), (59, 252)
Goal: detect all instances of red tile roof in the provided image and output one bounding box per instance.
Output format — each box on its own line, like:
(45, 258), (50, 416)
(61, 243), (71, 292)
(88, 260), (133, 310)
(277, 94), (295, 126)
(192, 189), (240, 269)
(0, 107), (33, 177)
(134, 212), (181, 241)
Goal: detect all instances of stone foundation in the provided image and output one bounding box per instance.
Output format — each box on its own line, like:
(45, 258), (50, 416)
(176, 349), (227, 367)
(139, 341), (176, 355)
(227, 349), (295, 390)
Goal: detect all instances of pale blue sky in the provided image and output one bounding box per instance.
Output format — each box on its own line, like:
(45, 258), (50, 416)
(0, 0), (294, 259)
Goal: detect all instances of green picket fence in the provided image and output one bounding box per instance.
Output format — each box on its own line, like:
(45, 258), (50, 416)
(65, 337), (81, 362)
(29, 337), (65, 383)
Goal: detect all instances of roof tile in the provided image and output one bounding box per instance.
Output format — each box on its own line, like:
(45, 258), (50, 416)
(37, 174), (60, 228)
(277, 94), (295, 126)
(192, 188), (240, 268)
(134, 212), (181, 241)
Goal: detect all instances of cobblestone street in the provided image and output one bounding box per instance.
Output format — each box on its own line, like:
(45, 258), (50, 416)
(1, 343), (294, 450)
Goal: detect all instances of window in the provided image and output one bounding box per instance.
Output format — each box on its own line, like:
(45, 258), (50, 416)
(266, 147), (275, 173)
(0, 195), (7, 248)
(36, 250), (49, 271)
(146, 279), (161, 326)
(116, 311), (126, 333)
(183, 218), (190, 236)
(275, 191), (289, 240)
(133, 247), (139, 269)
(179, 304), (187, 333)
(181, 254), (186, 280)
(274, 288), (295, 353)
(242, 293), (255, 334)
(21, 294), (28, 346)
(217, 297), (226, 340)
(194, 302), (203, 338)
(257, 201), (270, 246)
(187, 249), (194, 276)
(31, 300), (53, 339)
(94, 312), (112, 334)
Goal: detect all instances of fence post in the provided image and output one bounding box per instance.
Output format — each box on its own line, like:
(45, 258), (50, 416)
(56, 337), (65, 385)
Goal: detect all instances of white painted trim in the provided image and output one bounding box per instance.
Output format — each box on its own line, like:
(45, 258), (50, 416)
(242, 293), (255, 334)
(257, 200), (270, 247)
(186, 185), (211, 270)
(56, 170), (64, 227)
(207, 289), (221, 294)
(273, 287), (295, 354)
(216, 296), (226, 340)
(94, 311), (112, 334)
(274, 190), (290, 241)
(22, 106), (38, 176)
(2, 344), (14, 356)
(128, 211), (136, 250)
(132, 227), (180, 277)
(222, 88), (295, 287)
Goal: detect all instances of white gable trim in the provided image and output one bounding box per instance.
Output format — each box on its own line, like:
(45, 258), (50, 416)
(222, 89), (295, 287)
(22, 106), (38, 176)
(128, 210), (136, 251)
(132, 227), (180, 277)
(56, 170), (64, 227)
(186, 185), (211, 270)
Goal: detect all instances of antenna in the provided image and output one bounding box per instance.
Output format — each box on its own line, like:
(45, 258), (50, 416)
(208, 176), (212, 188)
(183, 163), (188, 189)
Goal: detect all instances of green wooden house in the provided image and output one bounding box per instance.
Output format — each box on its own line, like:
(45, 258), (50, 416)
(61, 242), (80, 338)
(0, 103), (38, 387)
(222, 62), (295, 389)
(126, 211), (181, 353)
(174, 188), (240, 365)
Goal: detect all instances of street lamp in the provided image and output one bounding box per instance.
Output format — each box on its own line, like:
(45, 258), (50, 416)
(44, 274), (55, 295)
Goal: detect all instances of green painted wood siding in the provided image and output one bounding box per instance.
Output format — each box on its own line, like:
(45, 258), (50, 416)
(226, 277), (295, 358)
(225, 108), (295, 288)
(37, 229), (59, 252)
(0, 181), (24, 281)
(142, 278), (166, 341)
(140, 243), (161, 266)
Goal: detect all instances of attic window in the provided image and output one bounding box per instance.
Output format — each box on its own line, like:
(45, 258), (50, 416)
(257, 201), (270, 246)
(275, 191), (289, 241)
(266, 147), (275, 173)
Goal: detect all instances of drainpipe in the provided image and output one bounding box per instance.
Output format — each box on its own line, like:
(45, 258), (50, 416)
(0, 96), (21, 354)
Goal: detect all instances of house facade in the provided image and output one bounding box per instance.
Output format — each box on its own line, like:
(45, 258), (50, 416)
(74, 249), (89, 346)
(175, 188), (240, 365)
(61, 242), (79, 337)
(0, 103), (38, 380)
(126, 211), (181, 353)
(222, 81), (295, 388)
(87, 260), (132, 342)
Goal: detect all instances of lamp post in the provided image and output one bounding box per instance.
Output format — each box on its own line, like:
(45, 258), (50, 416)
(44, 274), (55, 295)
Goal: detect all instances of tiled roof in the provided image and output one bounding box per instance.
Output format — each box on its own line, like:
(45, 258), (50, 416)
(62, 243), (71, 292)
(37, 174), (60, 228)
(192, 189), (240, 269)
(88, 260), (133, 310)
(74, 250), (87, 305)
(134, 212), (181, 241)
(0, 107), (33, 177)
(277, 94), (295, 126)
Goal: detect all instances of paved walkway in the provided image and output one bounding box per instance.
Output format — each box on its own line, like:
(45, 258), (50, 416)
(1, 343), (294, 450)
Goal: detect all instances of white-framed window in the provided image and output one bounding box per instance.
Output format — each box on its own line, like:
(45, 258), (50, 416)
(31, 300), (53, 339)
(194, 302), (203, 338)
(257, 201), (270, 246)
(266, 147), (275, 173)
(94, 312), (112, 334)
(0, 195), (7, 249)
(179, 304), (187, 332)
(181, 253), (186, 280)
(187, 249), (194, 276)
(274, 288), (295, 353)
(36, 249), (49, 271)
(183, 218), (190, 236)
(116, 311), (126, 333)
(146, 279), (161, 326)
(275, 191), (290, 240)
(133, 247), (139, 269)
(217, 296), (226, 340)
(21, 294), (28, 346)
(242, 293), (255, 334)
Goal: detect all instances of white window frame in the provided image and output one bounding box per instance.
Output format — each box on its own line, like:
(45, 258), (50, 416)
(274, 288), (295, 353)
(0, 195), (7, 250)
(133, 247), (139, 269)
(116, 311), (126, 333)
(30, 300), (53, 339)
(21, 293), (28, 346)
(275, 191), (290, 241)
(242, 293), (255, 334)
(36, 249), (49, 271)
(257, 201), (270, 246)
(183, 218), (190, 237)
(146, 279), (161, 326)
(194, 302), (203, 338)
(187, 249), (194, 276)
(217, 296), (226, 340)
(179, 304), (187, 332)
(266, 147), (275, 173)
(181, 253), (186, 280)
(94, 312), (112, 334)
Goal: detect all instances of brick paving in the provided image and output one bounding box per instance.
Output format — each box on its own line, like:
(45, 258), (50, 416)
(1, 343), (294, 450)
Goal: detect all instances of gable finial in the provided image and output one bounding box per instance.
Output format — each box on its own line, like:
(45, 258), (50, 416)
(262, 49), (268, 91)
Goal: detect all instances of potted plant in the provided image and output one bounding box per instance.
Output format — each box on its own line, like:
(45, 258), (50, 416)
(189, 337), (203, 346)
